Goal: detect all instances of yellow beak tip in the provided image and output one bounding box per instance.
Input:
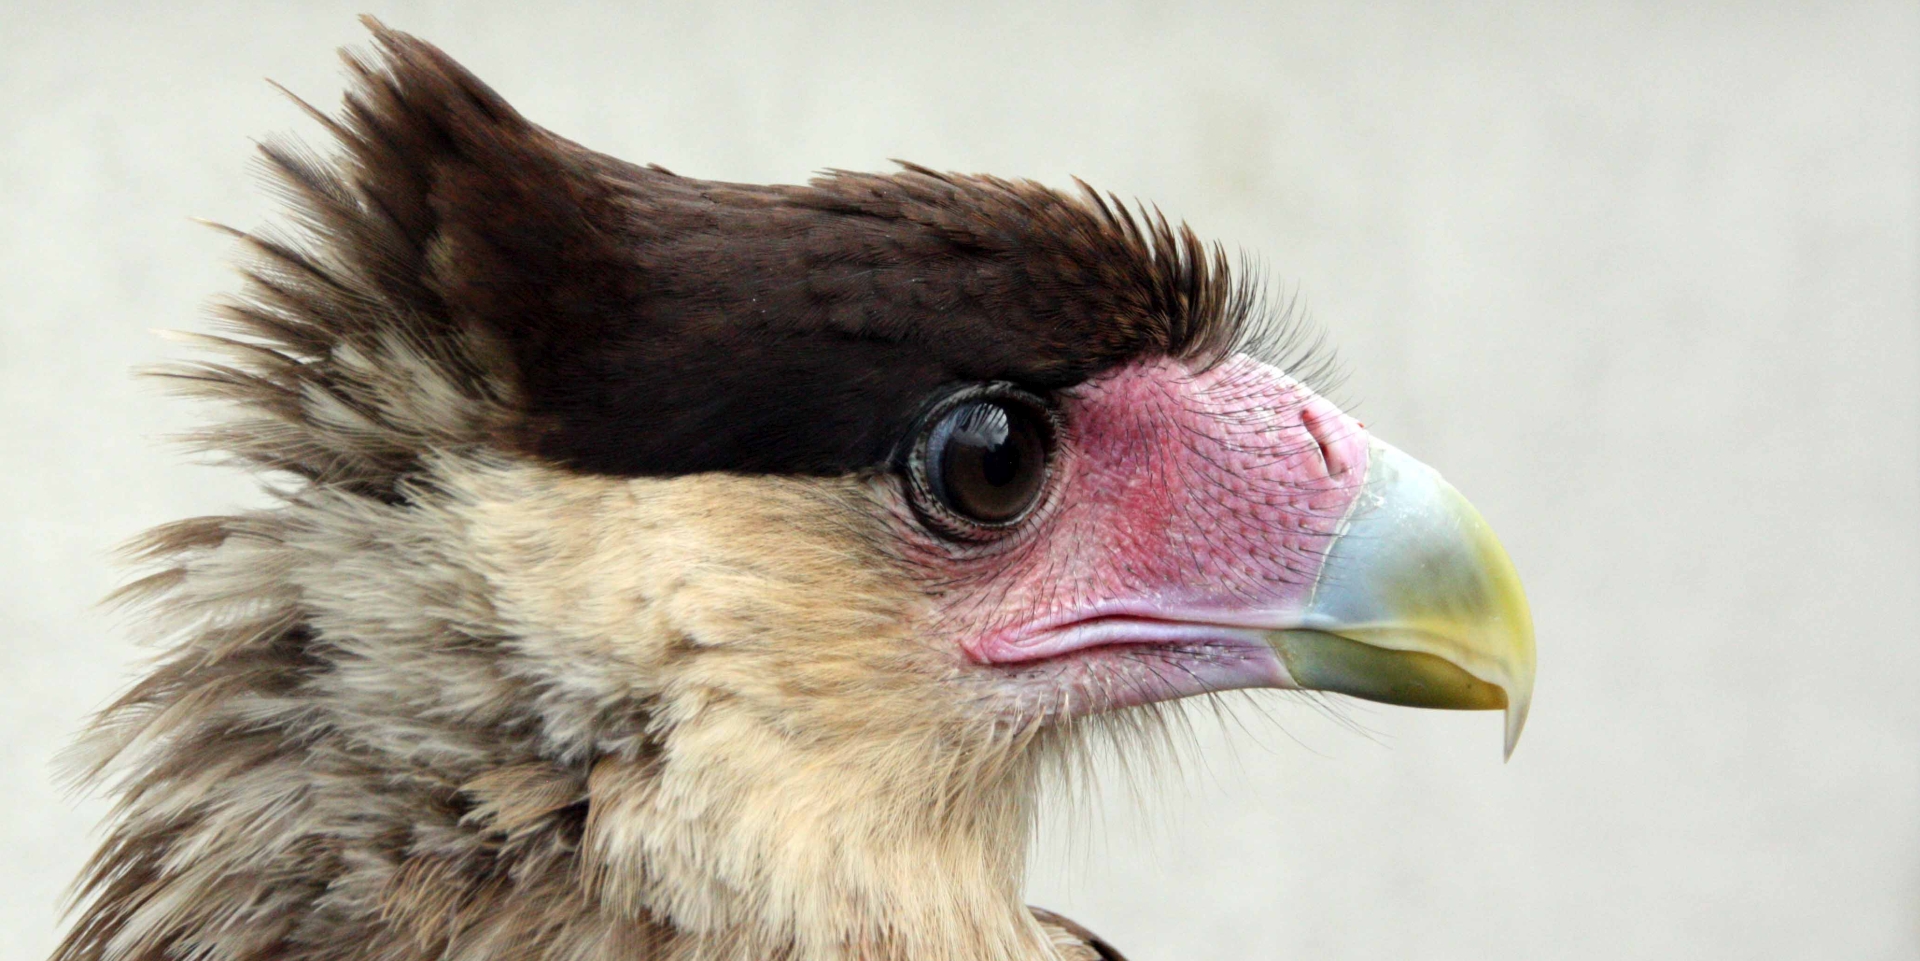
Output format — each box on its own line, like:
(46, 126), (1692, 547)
(1284, 440), (1537, 761)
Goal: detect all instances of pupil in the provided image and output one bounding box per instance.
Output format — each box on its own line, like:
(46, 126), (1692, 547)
(981, 441), (1020, 487)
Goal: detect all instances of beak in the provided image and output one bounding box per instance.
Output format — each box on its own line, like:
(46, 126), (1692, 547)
(1268, 440), (1536, 759)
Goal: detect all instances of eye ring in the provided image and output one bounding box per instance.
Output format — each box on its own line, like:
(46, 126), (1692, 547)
(902, 383), (1059, 540)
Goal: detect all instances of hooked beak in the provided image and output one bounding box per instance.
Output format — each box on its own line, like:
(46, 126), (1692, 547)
(1270, 440), (1535, 759)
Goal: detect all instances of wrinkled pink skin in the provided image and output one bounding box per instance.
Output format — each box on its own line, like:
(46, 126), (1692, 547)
(891, 354), (1373, 718)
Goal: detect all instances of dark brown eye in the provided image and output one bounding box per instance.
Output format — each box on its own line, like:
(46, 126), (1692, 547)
(907, 385), (1054, 535)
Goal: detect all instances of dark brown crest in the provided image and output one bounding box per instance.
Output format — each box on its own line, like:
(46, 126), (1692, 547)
(238, 20), (1258, 480)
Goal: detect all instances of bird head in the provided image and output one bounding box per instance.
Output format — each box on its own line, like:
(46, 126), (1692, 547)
(60, 22), (1533, 961)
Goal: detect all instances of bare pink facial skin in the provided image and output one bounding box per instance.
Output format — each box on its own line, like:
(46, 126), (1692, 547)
(898, 354), (1373, 718)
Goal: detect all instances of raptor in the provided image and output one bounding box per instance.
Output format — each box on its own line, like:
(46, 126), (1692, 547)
(58, 22), (1534, 961)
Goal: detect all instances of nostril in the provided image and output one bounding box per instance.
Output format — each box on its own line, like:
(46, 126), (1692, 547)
(1299, 402), (1351, 478)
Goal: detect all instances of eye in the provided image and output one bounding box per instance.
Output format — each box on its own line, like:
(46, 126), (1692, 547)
(906, 384), (1055, 536)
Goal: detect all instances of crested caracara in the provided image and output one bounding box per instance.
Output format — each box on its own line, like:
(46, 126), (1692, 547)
(56, 22), (1535, 961)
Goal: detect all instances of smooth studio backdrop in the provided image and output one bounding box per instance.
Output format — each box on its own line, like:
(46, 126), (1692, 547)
(3, 3), (1915, 959)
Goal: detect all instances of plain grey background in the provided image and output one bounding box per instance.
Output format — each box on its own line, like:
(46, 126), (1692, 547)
(4, 2), (1915, 959)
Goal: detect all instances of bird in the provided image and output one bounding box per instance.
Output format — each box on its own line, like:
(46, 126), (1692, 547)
(54, 21), (1535, 961)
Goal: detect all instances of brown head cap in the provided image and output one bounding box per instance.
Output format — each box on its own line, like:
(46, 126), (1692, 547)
(300, 21), (1256, 476)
